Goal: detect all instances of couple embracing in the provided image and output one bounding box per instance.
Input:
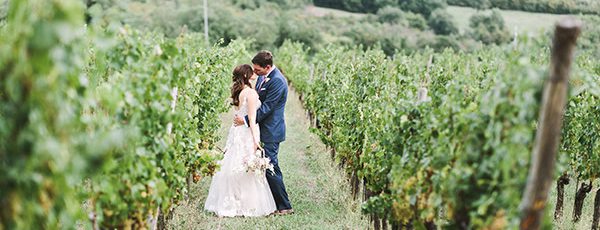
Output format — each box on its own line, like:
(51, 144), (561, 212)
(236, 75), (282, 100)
(204, 51), (294, 217)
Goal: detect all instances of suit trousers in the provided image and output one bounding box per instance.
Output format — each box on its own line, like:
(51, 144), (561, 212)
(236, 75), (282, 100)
(263, 142), (292, 210)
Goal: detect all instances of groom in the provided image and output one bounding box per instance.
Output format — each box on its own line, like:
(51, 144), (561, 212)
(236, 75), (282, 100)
(234, 51), (293, 215)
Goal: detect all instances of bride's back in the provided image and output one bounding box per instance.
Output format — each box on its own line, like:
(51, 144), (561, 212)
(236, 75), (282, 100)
(234, 87), (259, 117)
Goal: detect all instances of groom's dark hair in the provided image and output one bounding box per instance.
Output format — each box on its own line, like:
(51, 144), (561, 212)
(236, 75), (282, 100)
(252, 51), (273, 68)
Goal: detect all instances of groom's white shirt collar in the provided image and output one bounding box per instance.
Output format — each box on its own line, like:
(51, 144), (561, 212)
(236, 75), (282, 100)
(264, 65), (277, 78)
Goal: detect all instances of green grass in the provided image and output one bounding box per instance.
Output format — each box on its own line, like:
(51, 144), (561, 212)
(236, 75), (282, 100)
(447, 6), (571, 34)
(307, 4), (572, 35)
(167, 89), (368, 229)
(548, 178), (599, 229)
(304, 5), (367, 18)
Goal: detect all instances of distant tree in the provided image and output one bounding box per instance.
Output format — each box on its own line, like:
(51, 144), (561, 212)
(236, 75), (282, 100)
(84, 0), (95, 23)
(578, 16), (600, 58)
(430, 35), (460, 51)
(313, 0), (397, 13)
(379, 22), (420, 55)
(343, 22), (383, 49)
(232, 0), (260, 9)
(475, 0), (491, 10)
(405, 12), (429, 30)
(449, 0), (600, 15)
(264, 0), (310, 8)
(363, 0), (398, 13)
(313, 0), (360, 12)
(447, 0), (490, 10)
(232, 0), (310, 9)
(275, 13), (323, 51)
(427, 9), (457, 35)
(398, 0), (447, 18)
(376, 6), (404, 24)
(381, 35), (407, 56)
(468, 9), (511, 45)
(0, 0), (8, 22)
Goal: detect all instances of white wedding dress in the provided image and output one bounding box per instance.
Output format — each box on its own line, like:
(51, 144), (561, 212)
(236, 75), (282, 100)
(204, 96), (277, 217)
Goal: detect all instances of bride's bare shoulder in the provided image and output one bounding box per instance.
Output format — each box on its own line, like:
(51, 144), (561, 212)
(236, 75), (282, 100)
(242, 87), (258, 97)
(239, 87), (258, 102)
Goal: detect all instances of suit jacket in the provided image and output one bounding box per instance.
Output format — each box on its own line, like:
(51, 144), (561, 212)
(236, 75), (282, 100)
(247, 67), (288, 143)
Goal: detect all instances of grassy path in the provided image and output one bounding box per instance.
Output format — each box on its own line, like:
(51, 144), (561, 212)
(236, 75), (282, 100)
(549, 178), (599, 229)
(168, 89), (368, 229)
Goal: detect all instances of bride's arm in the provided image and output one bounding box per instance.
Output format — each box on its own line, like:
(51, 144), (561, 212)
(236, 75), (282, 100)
(246, 90), (261, 149)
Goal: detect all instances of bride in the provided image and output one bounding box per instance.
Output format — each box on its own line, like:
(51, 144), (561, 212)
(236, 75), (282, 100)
(204, 64), (277, 217)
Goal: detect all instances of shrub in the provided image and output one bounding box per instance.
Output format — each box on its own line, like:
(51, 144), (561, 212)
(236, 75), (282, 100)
(428, 9), (458, 35)
(398, 0), (447, 18)
(377, 6), (405, 24)
(468, 9), (511, 45)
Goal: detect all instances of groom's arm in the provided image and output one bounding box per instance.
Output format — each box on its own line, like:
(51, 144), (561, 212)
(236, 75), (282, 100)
(244, 77), (286, 125)
(256, 78), (286, 123)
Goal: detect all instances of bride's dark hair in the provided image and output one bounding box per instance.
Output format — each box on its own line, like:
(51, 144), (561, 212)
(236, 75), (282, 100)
(231, 64), (253, 106)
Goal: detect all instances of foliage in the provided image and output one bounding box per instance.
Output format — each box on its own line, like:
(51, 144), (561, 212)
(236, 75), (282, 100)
(0, 0), (128, 228)
(0, 0), (7, 22)
(468, 9), (511, 45)
(578, 16), (600, 58)
(375, 6), (430, 31)
(405, 12), (429, 30)
(376, 6), (405, 24)
(428, 9), (458, 35)
(398, 0), (448, 18)
(312, 0), (451, 21)
(429, 35), (461, 51)
(313, 0), (397, 13)
(560, 55), (600, 186)
(342, 23), (385, 50)
(278, 37), (599, 229)
(1, 0), (250, 228)
(232, 0), (311, 9)
(448, 0), (600, 15)
(86, 29), (247, 227)
(80, 0), (481, 54)
(275, 12), (323, 51)
(4, 1), (598, 229)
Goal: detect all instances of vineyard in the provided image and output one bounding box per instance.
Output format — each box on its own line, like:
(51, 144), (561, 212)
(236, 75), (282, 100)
(1, 0), (600, 230)
(1, 0), (248, 228)
(277, 35), (599, 228)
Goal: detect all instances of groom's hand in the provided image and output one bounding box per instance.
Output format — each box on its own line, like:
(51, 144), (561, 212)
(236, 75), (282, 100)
(233, 115), (245, 127)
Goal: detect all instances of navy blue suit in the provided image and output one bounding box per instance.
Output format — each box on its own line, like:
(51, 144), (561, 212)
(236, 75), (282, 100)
(246, 67), (292, 210)
(254, 68), (287, 143)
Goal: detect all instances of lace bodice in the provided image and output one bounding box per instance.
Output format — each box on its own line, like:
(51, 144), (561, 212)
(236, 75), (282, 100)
(234, 96), (261, 117)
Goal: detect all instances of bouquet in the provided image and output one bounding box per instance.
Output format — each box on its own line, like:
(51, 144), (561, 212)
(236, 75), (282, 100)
(243, 148), (274, 176)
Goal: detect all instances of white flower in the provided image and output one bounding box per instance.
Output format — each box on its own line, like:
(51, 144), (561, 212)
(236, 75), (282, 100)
(166, 122), (173, 134)
(153, 45), (163, 56)
(400, 115), (408, 124)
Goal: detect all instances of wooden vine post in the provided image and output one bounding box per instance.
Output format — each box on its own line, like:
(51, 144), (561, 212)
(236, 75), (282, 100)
(519, 18), (582, 230)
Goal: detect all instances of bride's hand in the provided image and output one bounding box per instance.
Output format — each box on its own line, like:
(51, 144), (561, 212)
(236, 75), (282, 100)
(233, 115), (245, 127)
(254, 142), (263, 152)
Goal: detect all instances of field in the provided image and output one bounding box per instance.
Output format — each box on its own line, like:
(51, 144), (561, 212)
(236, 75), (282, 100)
(447, 5), (571, 34)
(306, 5), (572, 35)
(304, 4), (367, 18)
